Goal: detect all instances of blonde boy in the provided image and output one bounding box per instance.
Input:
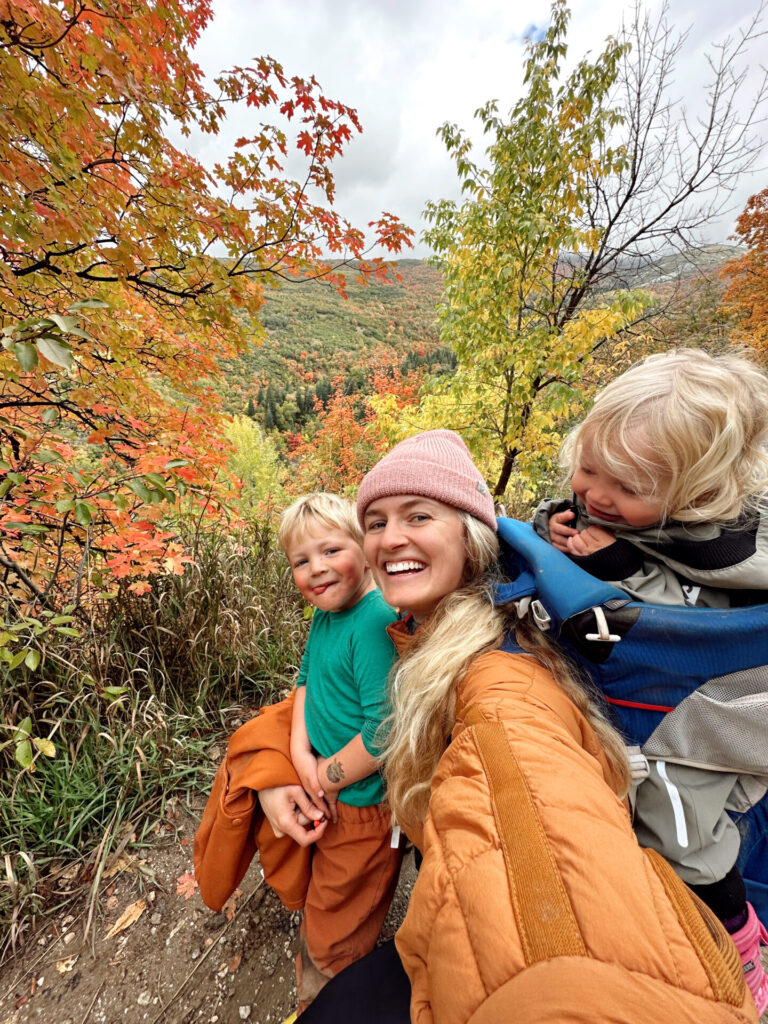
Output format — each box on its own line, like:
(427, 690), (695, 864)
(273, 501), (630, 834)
(278, 493), (401, 1010)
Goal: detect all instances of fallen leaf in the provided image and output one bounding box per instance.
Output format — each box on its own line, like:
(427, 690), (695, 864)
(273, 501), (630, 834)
(104, 898), (146, 939)
(222, 888), (243, 922)
(228, 954), (241, 973)
(106, 896), (118, 911)
(105, 883), (116, 897)
(103, 854), (138, 879)
(176, 871), (198, 900)
(56, 955), (78, 973)
(179, 837), (190, 847)
(15, 995), (29, 1009)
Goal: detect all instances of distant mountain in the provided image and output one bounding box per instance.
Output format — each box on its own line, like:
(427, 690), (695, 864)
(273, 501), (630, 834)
(217, 246), (738, 423)
(598, 244), (741, 290)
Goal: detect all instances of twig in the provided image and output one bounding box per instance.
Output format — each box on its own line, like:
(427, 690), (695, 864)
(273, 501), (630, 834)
(80, 979), (104, 1024)
(149, 878), (264, 1024)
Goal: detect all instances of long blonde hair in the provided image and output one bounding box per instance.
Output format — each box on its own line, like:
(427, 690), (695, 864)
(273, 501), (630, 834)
(381, 514), (630, 830)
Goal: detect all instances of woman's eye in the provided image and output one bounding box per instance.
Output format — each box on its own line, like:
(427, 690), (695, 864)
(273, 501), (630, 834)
(410, 514), (430, 523)
(365, 520), (384, 532)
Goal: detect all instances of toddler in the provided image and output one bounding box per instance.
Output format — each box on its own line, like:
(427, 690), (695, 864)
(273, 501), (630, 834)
(533, 348), (768, 1012)
(278, 493), (401, 1012)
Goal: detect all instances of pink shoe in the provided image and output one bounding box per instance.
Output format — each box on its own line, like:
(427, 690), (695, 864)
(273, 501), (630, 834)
(730, 903), (768, 1015)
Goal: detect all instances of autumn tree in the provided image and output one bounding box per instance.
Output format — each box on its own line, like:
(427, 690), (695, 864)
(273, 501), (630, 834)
(422, 0), (766, 497)
(0, 0), (411, 611)
(721, 188), (768, 359)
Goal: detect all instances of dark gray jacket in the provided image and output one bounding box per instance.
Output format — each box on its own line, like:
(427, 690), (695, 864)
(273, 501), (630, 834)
(532, 497), (768, 607)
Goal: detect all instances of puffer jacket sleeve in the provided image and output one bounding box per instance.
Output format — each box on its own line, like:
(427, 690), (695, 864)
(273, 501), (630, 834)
(194, 693), (310, 912)
(395, 651), (757, 1024)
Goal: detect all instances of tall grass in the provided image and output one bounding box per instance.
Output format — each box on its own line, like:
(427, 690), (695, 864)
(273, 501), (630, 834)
(0, 518), (308, 960)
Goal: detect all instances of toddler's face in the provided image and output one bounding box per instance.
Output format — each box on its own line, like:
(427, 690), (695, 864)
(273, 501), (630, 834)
(286, 523), (369, 613)
(571, 444), (666, 529)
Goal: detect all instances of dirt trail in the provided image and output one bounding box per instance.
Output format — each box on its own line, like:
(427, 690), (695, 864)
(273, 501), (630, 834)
(0, 800), (414, 1024)
(1, 800), (765, 1024)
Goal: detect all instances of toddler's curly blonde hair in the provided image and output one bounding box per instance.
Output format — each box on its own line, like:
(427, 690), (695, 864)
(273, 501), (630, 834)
(562, 349), (768, 523)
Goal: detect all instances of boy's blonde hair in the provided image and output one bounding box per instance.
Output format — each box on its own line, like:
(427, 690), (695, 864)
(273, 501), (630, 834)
(278, 492), (362, 552)
(563, 348), (768, 523)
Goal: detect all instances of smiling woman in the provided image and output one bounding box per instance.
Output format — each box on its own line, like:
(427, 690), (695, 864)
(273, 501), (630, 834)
(299, 429), (759, 1024)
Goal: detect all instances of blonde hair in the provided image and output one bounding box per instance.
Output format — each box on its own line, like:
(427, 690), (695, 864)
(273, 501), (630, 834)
(278, 492), (362, 552)
(381, 513), (630, 830)
(563, 349), (768, 524)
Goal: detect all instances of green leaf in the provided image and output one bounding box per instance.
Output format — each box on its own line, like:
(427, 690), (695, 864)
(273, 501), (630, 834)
(8, 649), (27, 670)
(144, 473), (166, 488)
(49, 615), (75, 624)
(74, 501), (93, 527)
(15, 342), (38, 371)
(24, 649), (40, 671)
(69, 298), (109, 310)
(46, 313), (78, 333)
(15, 739), (33, 769)
(32, 448), (62, 464)
(0, 460), (9, 471)
(54, 627), (80, 637)
(3, 522), (49, 535)
(126, 479), (151, 502)
(55, 499), (75, 513)
(41, 407), (58, 425)
(32, 737), (56, 758)
(14, 716), (32, 742)
(102, 685), (129, 702)
(36, 336), (74, 370)
(164, 459), (189, 469)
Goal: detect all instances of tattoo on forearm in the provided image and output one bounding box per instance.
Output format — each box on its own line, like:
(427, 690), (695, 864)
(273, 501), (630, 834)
(325, 758), (345, 784)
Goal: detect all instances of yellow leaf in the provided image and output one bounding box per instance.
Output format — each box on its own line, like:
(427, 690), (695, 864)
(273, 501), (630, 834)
(104, 897), (146, 939)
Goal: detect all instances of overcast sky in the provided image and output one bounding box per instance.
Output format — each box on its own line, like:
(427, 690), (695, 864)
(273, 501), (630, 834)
(189, 1), (766, 258)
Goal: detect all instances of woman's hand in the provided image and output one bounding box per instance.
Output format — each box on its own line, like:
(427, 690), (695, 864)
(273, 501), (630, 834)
(259, 785), (328, 846)
(292, 750), (332, 819)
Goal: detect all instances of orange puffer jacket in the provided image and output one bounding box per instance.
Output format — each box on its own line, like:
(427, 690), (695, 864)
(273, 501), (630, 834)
(394, 644), (758, 1024)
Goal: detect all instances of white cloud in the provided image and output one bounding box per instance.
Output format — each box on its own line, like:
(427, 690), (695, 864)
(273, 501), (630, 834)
(187, 0), (766, 257)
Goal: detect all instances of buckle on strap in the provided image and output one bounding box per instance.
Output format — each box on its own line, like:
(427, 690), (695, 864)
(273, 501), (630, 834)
(585, 605), (621, 642)
(627, 745), (650, 783)
(530, 599), (551, 632)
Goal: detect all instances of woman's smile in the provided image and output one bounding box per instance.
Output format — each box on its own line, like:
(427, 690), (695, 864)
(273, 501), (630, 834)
(363, 495), (467, 621)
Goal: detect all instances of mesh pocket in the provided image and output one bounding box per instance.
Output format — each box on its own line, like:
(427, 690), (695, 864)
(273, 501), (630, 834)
(642, 665), (768, 777)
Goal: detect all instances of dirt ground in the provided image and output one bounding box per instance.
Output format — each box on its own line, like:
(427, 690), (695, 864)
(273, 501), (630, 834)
(1, 797), (766, 1024)
(0, 798), (416, 1024)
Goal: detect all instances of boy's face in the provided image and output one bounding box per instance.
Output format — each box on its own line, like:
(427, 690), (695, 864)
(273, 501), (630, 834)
(572, 441), (666, 528)
(286, 523), (370, 613)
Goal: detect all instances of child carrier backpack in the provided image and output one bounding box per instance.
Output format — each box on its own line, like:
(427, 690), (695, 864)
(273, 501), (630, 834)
(495, 517), (768, 927)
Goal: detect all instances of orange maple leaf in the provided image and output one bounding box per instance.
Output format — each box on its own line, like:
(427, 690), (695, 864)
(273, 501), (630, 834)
(176, 871), (198, 899)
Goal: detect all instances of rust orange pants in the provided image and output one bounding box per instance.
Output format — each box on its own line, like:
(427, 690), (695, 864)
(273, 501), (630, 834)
(302, 800), (403, 976)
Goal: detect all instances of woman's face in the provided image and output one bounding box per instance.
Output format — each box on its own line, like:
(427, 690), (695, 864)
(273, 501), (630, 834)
(362, 495), (467, 622)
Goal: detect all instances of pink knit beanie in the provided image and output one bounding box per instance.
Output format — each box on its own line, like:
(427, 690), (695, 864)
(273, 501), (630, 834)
(356, 430), (497, 532)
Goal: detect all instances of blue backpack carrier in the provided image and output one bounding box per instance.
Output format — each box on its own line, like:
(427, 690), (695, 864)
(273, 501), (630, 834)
(495, 517), (768, 927)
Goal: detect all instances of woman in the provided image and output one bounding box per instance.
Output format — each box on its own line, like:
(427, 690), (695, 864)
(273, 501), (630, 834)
(301, 429), (758, 1023)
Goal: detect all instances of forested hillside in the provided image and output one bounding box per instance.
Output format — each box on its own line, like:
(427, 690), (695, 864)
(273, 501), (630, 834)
(219, 245), (741, 438)
(217, 260), (451, 430)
